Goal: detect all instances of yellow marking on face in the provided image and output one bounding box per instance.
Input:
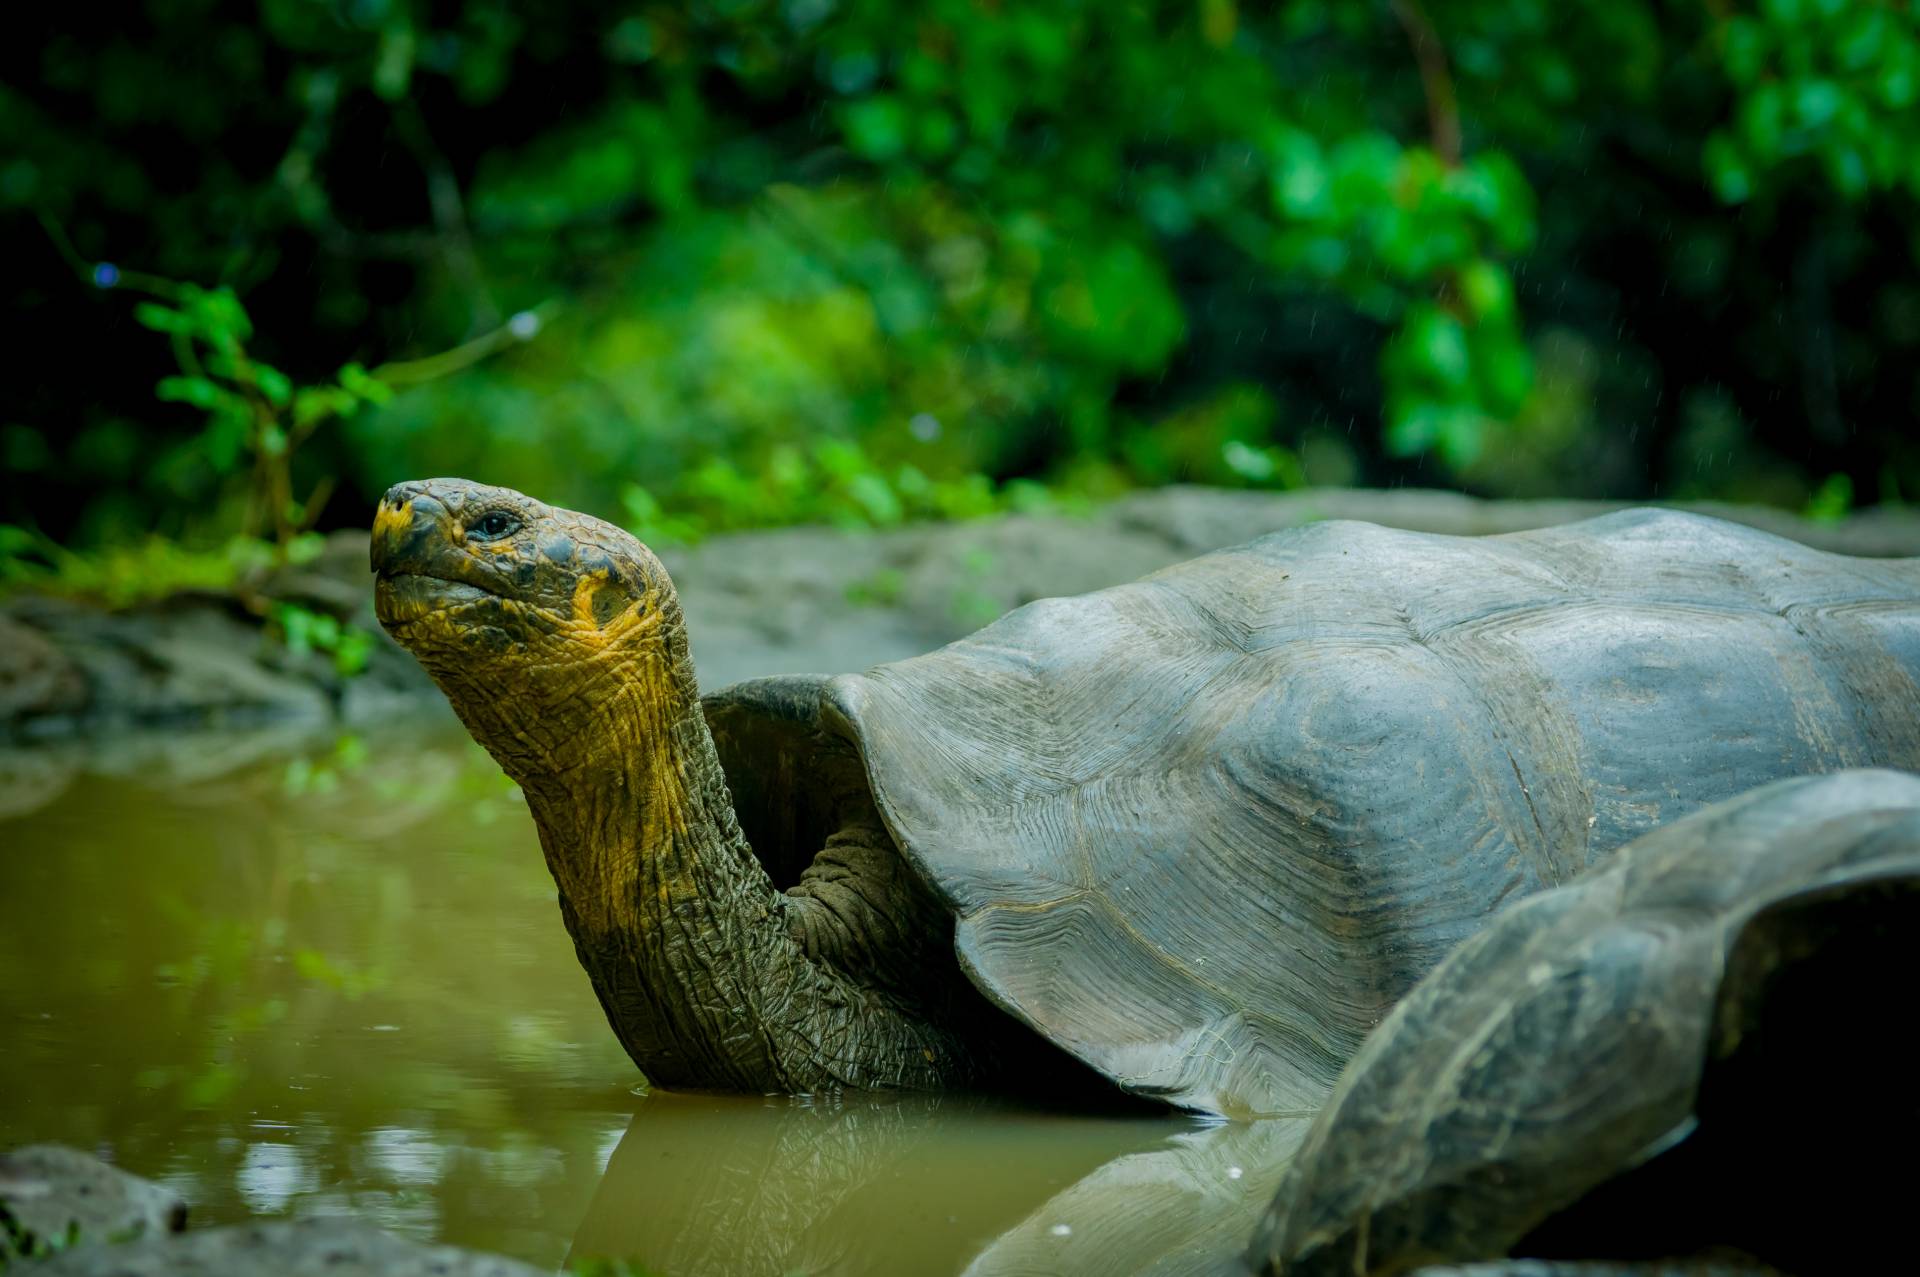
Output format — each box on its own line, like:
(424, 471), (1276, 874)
(571, 571), (610, 627)
(372, 501), (414, 544)
(567, 574), (662, 653)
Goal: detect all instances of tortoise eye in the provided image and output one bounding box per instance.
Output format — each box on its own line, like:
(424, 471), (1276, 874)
(470, 511), (519, 541)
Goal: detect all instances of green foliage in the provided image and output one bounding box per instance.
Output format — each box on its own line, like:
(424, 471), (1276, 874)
(343, 184), (1141, 523)
(0, 527), (273, 606)
(271, 602), (374, 678)
(1804, 471), (1856, 522)
(0, 530), (374, 682)
(5, 0), (1918, 553)
(1117, 383), (1308, 489)
(619, 439), (1068, 545)
(843, 567), (905, 608)
(1263, 135), (1535, 463)
(1707, 0), (1920, 204)
(119, 277), (392, 545)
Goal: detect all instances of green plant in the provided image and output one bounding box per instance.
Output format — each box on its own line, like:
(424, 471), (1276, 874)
(844, 567), (905, 608)
(271, 602), (374, 677)
(618, 439), (1074, 546)
(32, 212), (553, 554)
(121, 277), (392, 546)
(1803, 472), (1855, 523)
(0, 528), (376, 682)
(10, 0), (1920, 537)
(0, 525), (276, 605)
(1706, 0), (1920, 205)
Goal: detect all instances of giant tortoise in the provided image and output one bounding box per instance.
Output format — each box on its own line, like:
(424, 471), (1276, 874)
(370, 480), (1920, 1116)
(1251, 767), (1920, 1275)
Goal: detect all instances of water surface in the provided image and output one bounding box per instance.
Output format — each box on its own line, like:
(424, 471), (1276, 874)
(1, 732), (1297, 1273)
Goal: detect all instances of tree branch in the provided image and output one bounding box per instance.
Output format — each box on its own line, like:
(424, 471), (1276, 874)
(392, 101), (501, 334)
(1390, 0), (1462, 167)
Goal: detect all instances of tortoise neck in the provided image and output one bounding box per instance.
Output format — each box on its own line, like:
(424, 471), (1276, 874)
(460, 593), (992, 1095)
(511, 605), (802, 1090)
(512, 611), (733, 932)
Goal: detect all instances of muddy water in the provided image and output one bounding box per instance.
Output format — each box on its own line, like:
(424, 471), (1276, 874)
(0, 732), (1302, 1274)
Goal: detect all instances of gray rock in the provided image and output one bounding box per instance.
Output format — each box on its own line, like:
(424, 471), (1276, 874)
(662, 486), (1920, 686)
(24, 1219), (546, 1277)
(1111, 485), (1920, 559)
(2, 1147), (545, 1276)
(0, 615), (88, 722)
(0, 528), (447, 750)
(0, 1145), (186, 1261)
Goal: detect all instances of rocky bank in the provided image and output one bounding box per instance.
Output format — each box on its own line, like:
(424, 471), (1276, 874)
(5, 487), (1917, 783)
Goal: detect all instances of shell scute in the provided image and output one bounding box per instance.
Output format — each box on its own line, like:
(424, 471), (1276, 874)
(826, 514), (1920, 1115)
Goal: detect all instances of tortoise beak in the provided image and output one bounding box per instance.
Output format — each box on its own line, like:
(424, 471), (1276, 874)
(371, 481), (452, 577)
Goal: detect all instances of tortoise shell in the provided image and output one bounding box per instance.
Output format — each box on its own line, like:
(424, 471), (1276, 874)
(711, 510), (1920, 1116)
(1249, 767), (1920, 1274)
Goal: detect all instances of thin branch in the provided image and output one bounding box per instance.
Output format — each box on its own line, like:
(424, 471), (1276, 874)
(270, 89), (459, 265)
(295, 475), (336, 535)
(372, 298), (563, 385)
(392, 101), (501, 333)
(1390, 0), (1462, 167)
(36, 211), (184, 295)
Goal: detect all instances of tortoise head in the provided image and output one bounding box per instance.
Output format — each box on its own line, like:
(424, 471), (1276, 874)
(371, 478), (684, 763)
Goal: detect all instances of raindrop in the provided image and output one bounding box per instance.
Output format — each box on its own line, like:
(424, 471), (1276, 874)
(1050, 1224), (1072, 1237)
(508, 310), (542, 340)
(91, 262), (120, 288)
(909, 412), (941, 442)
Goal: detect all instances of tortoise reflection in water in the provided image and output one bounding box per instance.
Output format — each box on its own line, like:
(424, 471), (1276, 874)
(371, 479), (1920, 1118)
(1253, 768), (1920, 1276)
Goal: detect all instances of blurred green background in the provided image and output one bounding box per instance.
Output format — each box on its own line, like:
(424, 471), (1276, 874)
(4, 0), (1917, 567)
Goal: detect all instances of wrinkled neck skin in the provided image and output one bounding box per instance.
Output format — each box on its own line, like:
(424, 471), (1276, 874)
(430, 590), (989, 1094)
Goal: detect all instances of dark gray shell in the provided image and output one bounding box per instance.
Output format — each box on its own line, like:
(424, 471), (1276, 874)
(714, 511), (1920, 1116)
(1250, 768), (1920, 1275)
